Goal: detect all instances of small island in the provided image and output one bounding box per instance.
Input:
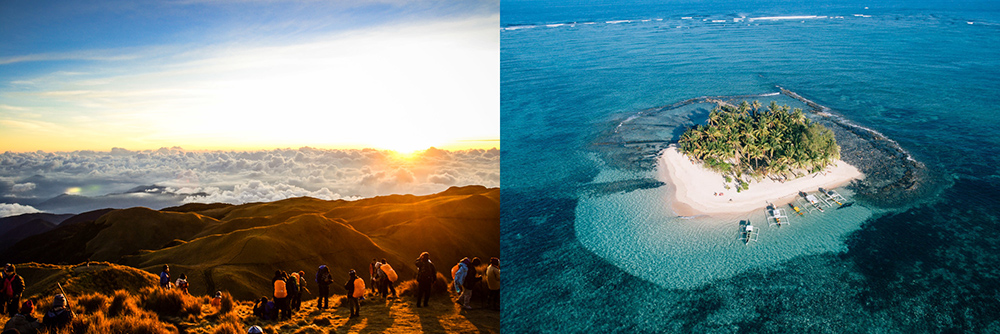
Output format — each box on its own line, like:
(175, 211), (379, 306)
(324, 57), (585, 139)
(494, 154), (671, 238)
(660, 101), (863, 216)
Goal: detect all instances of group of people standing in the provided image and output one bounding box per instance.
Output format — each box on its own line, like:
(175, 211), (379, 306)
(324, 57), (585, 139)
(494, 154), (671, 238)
(1, 264), (75, 334)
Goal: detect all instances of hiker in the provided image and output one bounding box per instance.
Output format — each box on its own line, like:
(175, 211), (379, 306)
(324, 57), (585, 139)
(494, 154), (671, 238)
(159, 265), (171, 288)
(368, 259), (377, 291)
(3, 300), (41, 334)
(2, 264), (25, 317)
(41, 294), (73, 330)
(211, 291), (223, 311)
(247, 325), (265, 334)
(293, 270), (309, 311)
(414, 252), (436, 308)
(486, 257), (500, 310)
(344, 270), (362, 318)
(286, 272), (300, 313)
(175, 274), (189, 295)
(315, 265), (332, 309)
(252, 297), (268, 319)
(381, 259), (397, 299)
(453, 257), (481, 310)
(264, 298), (277, 320)
(272, 271), (290, 320)
(372, 259), (384, 298)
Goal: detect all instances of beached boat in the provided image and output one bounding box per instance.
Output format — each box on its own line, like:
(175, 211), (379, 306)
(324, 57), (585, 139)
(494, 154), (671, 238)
(787, 202), (805, 216)
(819, 187), (847, 206)
(799, 191), (826, 212)
(766, 203), (789, 227)
(740, 219), (759, 245)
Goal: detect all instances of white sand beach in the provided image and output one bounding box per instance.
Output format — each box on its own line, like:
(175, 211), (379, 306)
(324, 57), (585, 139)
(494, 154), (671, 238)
(658, 145), (863, 216)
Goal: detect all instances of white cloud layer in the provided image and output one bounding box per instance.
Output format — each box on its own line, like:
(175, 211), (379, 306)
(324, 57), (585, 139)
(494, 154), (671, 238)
(0, 203), (42, 218)
(0, 147), (498, 211)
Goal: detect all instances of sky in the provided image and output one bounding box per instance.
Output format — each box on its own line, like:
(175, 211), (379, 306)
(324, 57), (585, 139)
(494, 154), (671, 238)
(0, 0), (499, 216)
(0, 0), (499, 153)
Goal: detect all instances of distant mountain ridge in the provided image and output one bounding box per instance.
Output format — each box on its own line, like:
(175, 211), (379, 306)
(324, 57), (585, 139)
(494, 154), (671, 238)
(3, 185), (499, 300)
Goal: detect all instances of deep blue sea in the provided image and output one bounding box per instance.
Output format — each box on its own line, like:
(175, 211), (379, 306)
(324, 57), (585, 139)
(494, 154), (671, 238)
(501, 0), (1000, 332)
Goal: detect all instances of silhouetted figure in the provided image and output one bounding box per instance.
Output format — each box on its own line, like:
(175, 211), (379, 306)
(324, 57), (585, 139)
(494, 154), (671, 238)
(2, 264), (25, 317)
(293, 270), (309, 311)
(210, 291), (222, 312)
(272, 271), (290, 320)
(253, 297), (268, 319)
(175, 273), (189, 295)
(414, 252), (436, 308)
(455, 257), (481, 310)
(158, 265), (171, 288)
(3, 300), (40, 334)
(344, 270), (362, 318)
(41, 294), (73, 330)
(486, 257), (500, 310)
(315, 265), (332, 309)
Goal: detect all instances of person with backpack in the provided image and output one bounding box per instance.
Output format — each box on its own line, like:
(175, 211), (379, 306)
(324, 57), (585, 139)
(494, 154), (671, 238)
(485, 257), (500, 310)
(3, 300), (41, 334)
(414, 252), (436, 308)
(159, 265), (171, 289)
(2, 264), (25, 317)
(210, 291), (223, 312)
(286, 272), (300, 314)
(272, 271), (290, 320)
(175, 273), (190, 295)
(453, 257), (481, 310)
(41, 294), (73, 330)
(344, 270), (363, 318)
(315, 265), (332, 309)
(293, 271), (309, 312)
(380, 259), (398, 299)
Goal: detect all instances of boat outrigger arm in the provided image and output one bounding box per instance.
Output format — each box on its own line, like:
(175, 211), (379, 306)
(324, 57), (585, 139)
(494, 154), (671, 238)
(820, 188), (848, 206)
(740, 219), (759, 244)
(767, 205), (789, 227)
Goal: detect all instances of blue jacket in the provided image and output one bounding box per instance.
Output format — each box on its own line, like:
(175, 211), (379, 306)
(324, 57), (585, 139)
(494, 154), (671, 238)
(159, 271), (170, 287)
(453, 258), (470, 292)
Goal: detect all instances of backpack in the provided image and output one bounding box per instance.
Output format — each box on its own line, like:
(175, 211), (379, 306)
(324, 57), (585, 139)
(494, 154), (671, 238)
(274, 280), (287, 298)
(2, 276), (12, 297)
(417, 260), (436, 282)
(316, 265), (329, 284)
(264, 301), (277, 320)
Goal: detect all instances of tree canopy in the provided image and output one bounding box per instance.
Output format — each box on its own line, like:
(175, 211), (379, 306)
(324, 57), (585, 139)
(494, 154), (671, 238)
(678, 101), (839, 190)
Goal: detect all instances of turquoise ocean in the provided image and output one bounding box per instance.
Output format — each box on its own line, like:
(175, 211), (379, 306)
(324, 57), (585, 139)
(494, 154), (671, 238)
(501, 0), (1000, 332)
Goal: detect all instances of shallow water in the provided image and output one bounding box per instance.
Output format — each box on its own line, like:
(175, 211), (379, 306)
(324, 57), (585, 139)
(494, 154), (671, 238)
(502, 0), (1000, 332)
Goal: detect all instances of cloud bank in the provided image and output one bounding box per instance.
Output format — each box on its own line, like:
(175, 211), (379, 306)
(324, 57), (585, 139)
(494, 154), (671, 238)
(0, 203), (42, 218)
(0, 147), (498, 213)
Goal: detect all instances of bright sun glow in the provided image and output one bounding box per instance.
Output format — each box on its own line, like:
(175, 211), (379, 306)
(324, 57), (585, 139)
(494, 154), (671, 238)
(0, 17), (499, 152)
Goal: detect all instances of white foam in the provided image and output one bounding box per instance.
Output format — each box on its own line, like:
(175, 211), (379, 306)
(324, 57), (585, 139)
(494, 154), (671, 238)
(607, 20), (632, 24)
(748, 15), (820, 21)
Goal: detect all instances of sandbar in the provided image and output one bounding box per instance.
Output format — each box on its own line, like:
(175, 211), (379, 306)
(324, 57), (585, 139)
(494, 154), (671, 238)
(657, 144), (863, 216)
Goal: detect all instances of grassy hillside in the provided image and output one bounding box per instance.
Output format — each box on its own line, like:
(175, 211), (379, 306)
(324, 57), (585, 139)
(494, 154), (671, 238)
(4, 185), (499, 300)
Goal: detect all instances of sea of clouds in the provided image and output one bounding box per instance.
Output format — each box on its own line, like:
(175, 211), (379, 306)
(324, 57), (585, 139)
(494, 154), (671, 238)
(0, 147), (499, 216)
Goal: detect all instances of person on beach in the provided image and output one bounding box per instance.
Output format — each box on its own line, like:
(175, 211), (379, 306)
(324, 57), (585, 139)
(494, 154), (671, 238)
(344, 270), (361, 318)
(175, 273), (189, 295)
(485, 257), (500, 310)
(41, 294), (73, 330)
(3, 300), (41, 334)
(2, 264), (25, 317)
(414, 252), (436, 308)
(272, 271), (290, 320)
(159, 265), (171, 288)
(315, 265), (332, 309)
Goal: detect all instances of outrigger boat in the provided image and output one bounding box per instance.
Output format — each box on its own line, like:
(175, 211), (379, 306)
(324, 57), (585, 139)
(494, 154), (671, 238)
(766, 203), (789, 227)
(819, 187), (847, 206)
(787, 202), (805, 216)
(799, 191), (826, 212)
(739, 219), (759, 245)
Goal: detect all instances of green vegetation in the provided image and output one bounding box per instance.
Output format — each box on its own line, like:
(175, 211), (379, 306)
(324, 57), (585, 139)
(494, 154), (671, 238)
(678, 101), (840, 187)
